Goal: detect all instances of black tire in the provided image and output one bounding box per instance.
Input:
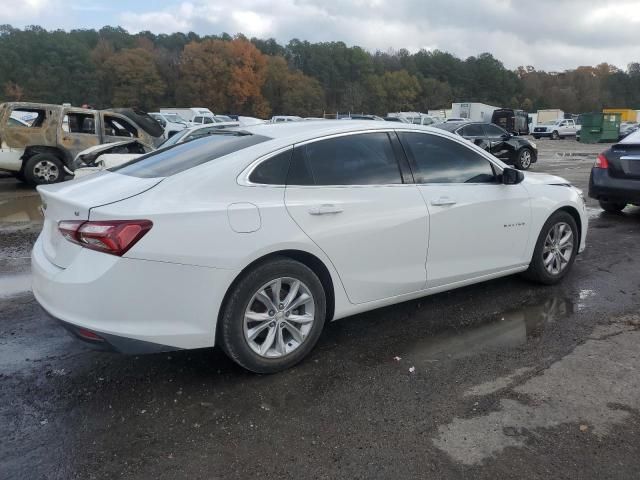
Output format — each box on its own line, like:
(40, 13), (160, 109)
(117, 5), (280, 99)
(219, 257), (327, 373)
(24, 153), (64, 186)
(523, 210), (578, 285)
(533, 135), (540, 139)
(551, 131), (560, 140)
(514, 148), (533, 170)
(599, 200), (626, 213)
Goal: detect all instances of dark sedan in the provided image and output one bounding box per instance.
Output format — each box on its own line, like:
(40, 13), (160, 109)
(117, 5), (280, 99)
(589, 131), (640, 213)
(435, 122), (538, 170)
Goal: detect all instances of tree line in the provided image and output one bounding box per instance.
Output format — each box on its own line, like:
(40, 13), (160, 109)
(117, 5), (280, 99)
(0, 25), (639, 118)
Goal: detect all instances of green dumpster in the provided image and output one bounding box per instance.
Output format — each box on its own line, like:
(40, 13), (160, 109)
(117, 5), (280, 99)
(578, 113), (621, 143)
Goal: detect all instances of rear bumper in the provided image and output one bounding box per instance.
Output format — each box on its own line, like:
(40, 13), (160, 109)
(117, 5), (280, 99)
(31, 235), (237, 351)
(44, 307), (178, 354)
(589, 168), (640, 204)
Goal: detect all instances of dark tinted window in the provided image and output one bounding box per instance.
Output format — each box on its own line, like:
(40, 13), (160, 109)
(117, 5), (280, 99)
(112, 132), (270, 178)
(484, 124), (507, 137)
(249, 150), (292, 185)
(460, 124), (484, 137)
(288, 133), (402, 186)
(399, 132), (496, 184)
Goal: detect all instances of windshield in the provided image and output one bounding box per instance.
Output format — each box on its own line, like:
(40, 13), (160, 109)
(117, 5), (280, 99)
(159, 129), (190, 147)
(163, 113), (185, 123)
(111, 131), (270, 178)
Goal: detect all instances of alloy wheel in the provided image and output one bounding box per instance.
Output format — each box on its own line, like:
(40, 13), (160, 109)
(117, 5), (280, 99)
(542, 222), (574, 275)
(33, 160), (60, 182)
(520, 150), (532, 168)
(243, 277), (315, 358)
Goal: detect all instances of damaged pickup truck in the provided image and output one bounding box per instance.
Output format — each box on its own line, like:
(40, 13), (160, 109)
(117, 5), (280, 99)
(0, 102), (163, 186)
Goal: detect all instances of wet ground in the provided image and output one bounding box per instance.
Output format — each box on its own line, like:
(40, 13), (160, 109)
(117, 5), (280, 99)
(2, 138), (640, 479)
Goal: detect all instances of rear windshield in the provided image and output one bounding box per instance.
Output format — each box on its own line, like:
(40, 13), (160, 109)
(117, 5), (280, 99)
(110, 131), (270, 178)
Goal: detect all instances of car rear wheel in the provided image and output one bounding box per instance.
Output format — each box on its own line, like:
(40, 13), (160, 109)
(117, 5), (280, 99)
(515, 148), (533, 170)
(599, 200), (626, 213)
(219, 257), (326, 373)
(523, 211), (578, 285)
(24, 153), (64, 186)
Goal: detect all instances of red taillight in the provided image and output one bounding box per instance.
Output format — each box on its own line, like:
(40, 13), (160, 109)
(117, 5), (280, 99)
(594, 153), (609, 169)
(58, 220), (152, 256)
(77, 328), (104, 342)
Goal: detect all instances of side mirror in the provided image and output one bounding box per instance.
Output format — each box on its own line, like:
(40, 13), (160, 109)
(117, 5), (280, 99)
(502, 167), (524, 185)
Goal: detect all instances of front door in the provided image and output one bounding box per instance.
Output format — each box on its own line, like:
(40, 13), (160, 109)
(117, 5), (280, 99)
(100, 113), (141, 144)
(483, 123), (515, 161)
(398, 131), (531, 288)
(285, 131), (429, 304)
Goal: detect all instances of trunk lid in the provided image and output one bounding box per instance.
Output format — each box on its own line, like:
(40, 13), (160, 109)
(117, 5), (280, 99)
(37, 171), (162, 268)
(606, 143), (640, 180)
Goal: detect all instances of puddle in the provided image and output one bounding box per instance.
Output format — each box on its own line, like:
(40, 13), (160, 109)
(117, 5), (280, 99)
(0, 195), (43, 223)
(0, 272), (32, 298)
(407, 296), (573, 362)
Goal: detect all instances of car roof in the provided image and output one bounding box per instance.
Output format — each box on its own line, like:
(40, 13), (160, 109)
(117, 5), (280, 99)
(237, 119), (442, 143)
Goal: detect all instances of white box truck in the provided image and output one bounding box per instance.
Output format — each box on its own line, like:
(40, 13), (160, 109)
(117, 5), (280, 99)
(451, 103), (499, 122)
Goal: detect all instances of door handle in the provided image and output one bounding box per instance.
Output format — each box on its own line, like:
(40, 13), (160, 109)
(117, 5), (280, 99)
(431, 197), (457, 206)
(308, 204), (344, 215)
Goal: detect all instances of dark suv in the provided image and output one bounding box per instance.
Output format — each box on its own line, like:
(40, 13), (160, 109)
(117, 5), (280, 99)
(435, 122), (538, 170)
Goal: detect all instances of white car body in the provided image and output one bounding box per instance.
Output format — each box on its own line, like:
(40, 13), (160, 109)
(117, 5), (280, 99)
(32, 121), (587, 362)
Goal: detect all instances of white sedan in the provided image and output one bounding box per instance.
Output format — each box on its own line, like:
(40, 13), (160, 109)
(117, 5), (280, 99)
(32, 121), (588, 373)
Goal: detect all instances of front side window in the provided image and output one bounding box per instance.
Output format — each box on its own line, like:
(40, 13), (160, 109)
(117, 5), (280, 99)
(483, 124), (507, 137)
(398, 132), (496, 184)
(193, 116), (203, 124)
(203, 117), (214, 124)
(288, 132), (402, 186)
(104, 115), (138, 138)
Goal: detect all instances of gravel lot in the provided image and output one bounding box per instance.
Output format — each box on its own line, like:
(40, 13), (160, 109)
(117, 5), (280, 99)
(2, 138), (640, 479)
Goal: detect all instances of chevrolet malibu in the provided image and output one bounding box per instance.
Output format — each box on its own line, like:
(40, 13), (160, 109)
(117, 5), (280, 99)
(32, 121), (588, 373)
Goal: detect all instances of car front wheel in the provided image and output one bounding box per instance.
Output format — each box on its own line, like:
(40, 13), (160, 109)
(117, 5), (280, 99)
(551, 131), (560, 140)
(599, 200), (626, 213)
(514, 148), (533, 170)
(219, 257), (326, 373)
(523, 211), (578, 285)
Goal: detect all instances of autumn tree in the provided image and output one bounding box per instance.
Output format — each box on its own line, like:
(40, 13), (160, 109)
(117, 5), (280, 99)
(177, 38), (268, 116)
(103, 48), (166, 109)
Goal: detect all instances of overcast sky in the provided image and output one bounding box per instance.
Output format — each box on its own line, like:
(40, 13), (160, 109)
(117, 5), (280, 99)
(3, 0), (640, 71)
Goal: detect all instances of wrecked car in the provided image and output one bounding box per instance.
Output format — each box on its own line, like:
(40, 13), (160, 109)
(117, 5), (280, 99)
(0, 102), (163, 186)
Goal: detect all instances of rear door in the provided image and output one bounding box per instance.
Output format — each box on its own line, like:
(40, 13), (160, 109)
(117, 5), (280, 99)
(59, 109), (100, 159)
(285, 131), (429, 304)
(398, 131), (531, 287)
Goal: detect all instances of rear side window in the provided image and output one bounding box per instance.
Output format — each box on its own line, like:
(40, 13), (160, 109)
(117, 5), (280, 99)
(399, 132), (496, 184)
(288, 132), (402, 186)
(460, 124), (484, 136)
(112, 132), (270, 178)
(249, 150), (292, 185)
(9, 107), (46, 128)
